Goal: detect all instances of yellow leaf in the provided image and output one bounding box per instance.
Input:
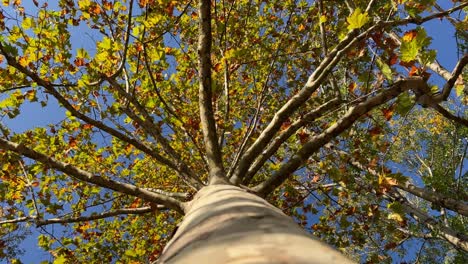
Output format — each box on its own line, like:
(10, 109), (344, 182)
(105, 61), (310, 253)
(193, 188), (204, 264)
(319, 15), (327, 24)
(388, 212), (404, 222)
(298, 24), (306, 31)
(347, 8), (369, 30)
(53, 255), (67, 264)
(22, 17), (34, 30)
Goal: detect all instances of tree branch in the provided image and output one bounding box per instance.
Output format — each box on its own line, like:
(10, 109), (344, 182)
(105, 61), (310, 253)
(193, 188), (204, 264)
(0, 216), (32, 225)
(428, 53), (468, 103)
(432, 104), (468, 128)
(241, 98), (342, 185)
(107, 80), (203, 189)
(342, 150), (468, 251)
(389, 191), (468, 252)
(198, 0), (226, 184)
(142, 40), (209, 172)
(0, 137), (185, 214)
(342, 148), (468, 217)
(230, 3), (468, 183)
(36, 206), (161, 227)
(254, 78), (428, 197)
(395, 182), (468, 217)
(0, 43), (195, 188)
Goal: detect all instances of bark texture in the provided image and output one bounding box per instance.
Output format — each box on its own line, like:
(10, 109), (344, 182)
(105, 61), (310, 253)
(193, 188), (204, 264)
(158, 185), (352, 263)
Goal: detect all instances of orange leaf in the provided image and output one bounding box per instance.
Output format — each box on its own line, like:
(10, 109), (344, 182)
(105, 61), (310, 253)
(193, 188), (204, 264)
(298, 24), (306, 31)
(311, 174), (320, 183)
(90, 4), (101, 15)
(408, 65), (419, 77)
(348, 82), (357, 92)
(165, 1), (175, 16)
(74, 57), (85, 67)
(213, 62), (222, 72)
(138, 0), (148, 8)
(82, 124), (93, 130)
(280, 119), (291, 131)
(402, 30), (417, 42)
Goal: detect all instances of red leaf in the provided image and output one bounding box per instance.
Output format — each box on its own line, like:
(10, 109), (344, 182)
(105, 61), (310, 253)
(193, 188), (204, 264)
(297, 130), (309, 143)
(399, 60), (415, 67)
(165, 2), (175, 16)
(368, 126), (382, 136)
(381, 107), (394, 121)
(68, 137), (77, 148)
(388, 53), (398, 65)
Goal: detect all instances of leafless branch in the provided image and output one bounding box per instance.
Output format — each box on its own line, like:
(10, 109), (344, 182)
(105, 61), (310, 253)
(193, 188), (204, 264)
(143, 188), (189, 200)
(36, 206), (161, 227)
(395, 182), (468, 216)
(390, 191), (468, 252)
(431, 53), (468, 103)
(0, 216), (32, 225)
(434, 3), (468, 40)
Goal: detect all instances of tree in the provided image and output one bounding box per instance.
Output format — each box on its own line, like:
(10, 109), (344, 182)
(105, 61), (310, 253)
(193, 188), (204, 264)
(0, 0), (467, 262)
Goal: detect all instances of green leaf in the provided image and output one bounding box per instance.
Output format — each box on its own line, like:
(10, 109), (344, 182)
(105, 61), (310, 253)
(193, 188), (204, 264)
(376, 57), (392, 81)
(347, 8), (369, 30)
(400, 41), (418, 62)
(455, 84), (464, 97)
(395, 93), (413, 116)
(400, 28), (432, 62)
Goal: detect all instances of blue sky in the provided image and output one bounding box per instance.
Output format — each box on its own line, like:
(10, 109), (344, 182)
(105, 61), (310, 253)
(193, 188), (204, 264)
(1, 0), (466, 263)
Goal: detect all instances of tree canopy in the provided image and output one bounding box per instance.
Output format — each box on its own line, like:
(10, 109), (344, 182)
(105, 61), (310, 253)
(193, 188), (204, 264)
(0, 0), (467, 263)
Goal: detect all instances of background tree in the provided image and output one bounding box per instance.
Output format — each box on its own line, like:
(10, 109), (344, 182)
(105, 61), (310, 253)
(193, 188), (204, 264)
(0, 0), (467, 263)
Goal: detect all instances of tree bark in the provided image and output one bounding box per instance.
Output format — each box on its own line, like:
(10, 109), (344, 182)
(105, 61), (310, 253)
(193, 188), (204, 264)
(157, 185), (352, 263)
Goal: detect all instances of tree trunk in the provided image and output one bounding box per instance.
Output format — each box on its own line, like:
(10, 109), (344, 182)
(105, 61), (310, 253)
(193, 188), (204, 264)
(157, 185), (352, 263)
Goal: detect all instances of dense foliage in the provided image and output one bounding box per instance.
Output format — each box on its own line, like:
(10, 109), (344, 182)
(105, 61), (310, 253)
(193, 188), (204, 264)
(0, 0), (467, 263)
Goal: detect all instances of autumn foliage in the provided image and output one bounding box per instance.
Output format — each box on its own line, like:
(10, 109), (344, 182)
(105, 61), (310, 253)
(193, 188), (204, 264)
(0, 0), (467, 263)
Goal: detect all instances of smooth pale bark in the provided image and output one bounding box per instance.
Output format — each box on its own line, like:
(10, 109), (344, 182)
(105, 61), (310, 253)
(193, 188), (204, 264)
(158, 185), (352, 264)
